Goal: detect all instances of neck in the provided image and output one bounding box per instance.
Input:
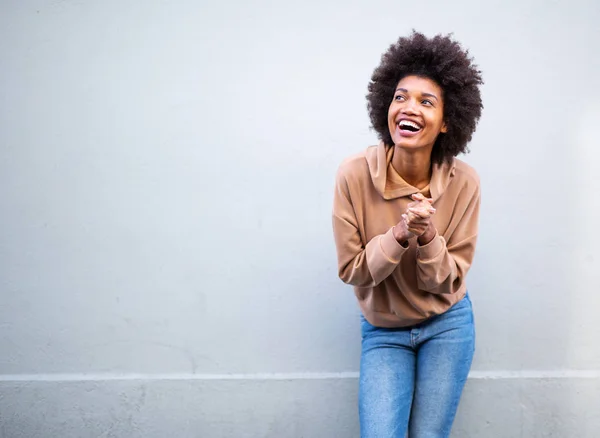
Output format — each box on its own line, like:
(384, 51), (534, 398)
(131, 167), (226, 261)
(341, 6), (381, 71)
(391, 145), (432, 189)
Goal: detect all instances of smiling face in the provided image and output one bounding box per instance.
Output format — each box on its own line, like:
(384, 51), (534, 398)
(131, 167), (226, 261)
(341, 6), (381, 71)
(388, 75), (447, 151)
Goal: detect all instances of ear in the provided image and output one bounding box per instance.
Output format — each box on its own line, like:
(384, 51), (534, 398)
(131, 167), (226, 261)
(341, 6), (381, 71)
(441, 120), (448, 133)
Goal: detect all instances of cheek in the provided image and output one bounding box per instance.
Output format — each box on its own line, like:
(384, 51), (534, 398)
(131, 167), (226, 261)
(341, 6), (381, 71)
(430, 112), (445, 132)
(387, 106), (395, 123)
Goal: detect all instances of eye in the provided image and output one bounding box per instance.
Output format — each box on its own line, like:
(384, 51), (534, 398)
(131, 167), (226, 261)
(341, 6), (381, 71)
(422, 99), (433, 106)
(395, 95), (406, 102)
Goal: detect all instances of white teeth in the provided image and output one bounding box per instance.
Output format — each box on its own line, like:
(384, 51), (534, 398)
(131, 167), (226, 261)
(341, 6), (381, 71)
(399, 120), (421, 130)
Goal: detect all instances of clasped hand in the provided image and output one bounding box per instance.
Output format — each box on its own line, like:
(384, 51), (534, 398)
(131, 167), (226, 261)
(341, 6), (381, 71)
(393, 193), (436, 245)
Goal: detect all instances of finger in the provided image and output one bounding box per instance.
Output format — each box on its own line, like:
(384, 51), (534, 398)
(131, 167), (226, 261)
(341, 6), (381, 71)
(407, 223), (428, 234)
(406, 209), (429, 221)
(408, 207), (432, 219)
(407, 214), (425, 225)
(406, 215), (428, 227)
(415, 197), (435, 209)
(411, 194), (435, 209)
(408, 219), (429, 229)
(406, 211), (423, 223)
(414, 204), (436, 215)
(408, 200), (435, 212)
(408, 226), (426, 235)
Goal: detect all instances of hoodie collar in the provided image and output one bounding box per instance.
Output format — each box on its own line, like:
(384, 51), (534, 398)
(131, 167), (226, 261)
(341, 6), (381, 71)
(366, 142), (456, 201)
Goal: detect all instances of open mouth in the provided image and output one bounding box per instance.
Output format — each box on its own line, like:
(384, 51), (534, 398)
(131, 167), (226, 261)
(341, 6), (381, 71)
(398, 120), (422, 133)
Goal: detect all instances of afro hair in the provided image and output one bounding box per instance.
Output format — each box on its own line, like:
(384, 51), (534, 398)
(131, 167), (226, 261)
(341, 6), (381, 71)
(367, 31), (483, 164)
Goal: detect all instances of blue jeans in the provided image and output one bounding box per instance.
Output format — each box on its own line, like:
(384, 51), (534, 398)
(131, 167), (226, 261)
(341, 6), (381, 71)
(359, 294), (475, 438)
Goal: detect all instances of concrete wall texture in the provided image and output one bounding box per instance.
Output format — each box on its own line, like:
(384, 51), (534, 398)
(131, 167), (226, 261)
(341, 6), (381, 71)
(1, 0), (599, 436)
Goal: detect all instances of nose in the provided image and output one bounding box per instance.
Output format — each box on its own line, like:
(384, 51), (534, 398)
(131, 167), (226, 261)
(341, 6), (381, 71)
(401, 99), (420, 115)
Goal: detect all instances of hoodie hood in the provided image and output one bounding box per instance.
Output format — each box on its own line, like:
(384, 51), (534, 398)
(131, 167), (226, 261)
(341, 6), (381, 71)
(366, 142), (456, 201)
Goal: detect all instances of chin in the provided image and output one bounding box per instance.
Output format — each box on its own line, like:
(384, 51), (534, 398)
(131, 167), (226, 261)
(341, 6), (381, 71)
(393, 139), (427, 149)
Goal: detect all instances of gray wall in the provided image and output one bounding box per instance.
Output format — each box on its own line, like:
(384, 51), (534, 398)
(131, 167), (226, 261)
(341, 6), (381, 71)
(1, 0), (599, 436)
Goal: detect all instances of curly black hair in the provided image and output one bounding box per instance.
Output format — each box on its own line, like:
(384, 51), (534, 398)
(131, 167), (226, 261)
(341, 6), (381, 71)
(367, 31), (483, 164)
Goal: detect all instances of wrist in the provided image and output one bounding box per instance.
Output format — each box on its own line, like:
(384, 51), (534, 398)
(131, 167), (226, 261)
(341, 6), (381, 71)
(393, 225), (410, 247)
(417, 225), (436, 246)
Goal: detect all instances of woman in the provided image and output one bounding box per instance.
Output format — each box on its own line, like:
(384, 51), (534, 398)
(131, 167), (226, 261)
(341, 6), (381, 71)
(332, 32), (483, 437)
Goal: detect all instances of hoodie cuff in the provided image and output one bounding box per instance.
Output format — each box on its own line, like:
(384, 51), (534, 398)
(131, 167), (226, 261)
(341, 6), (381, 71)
(417, 232), (444, 261)
(380, 228), (408, 263)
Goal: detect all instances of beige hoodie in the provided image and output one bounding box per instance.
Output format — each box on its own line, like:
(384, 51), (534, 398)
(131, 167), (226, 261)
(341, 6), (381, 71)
(332, 142), (480, 327)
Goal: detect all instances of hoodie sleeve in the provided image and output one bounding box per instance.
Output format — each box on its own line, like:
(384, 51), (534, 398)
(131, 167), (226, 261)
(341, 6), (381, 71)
(415, 185), (480, 294)
(333, 168), (409, 287)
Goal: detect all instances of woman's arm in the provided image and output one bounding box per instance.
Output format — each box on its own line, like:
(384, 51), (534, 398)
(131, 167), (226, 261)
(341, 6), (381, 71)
(415, 186), (481, 294)
(332, 170), (410, 287)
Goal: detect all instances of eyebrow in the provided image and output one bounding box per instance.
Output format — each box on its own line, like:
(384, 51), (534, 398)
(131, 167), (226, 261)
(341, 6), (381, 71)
(395, 88), (439, 101)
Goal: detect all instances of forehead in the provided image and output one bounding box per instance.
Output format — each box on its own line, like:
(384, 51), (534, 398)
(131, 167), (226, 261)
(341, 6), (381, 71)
(395, 75), (443, 95)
